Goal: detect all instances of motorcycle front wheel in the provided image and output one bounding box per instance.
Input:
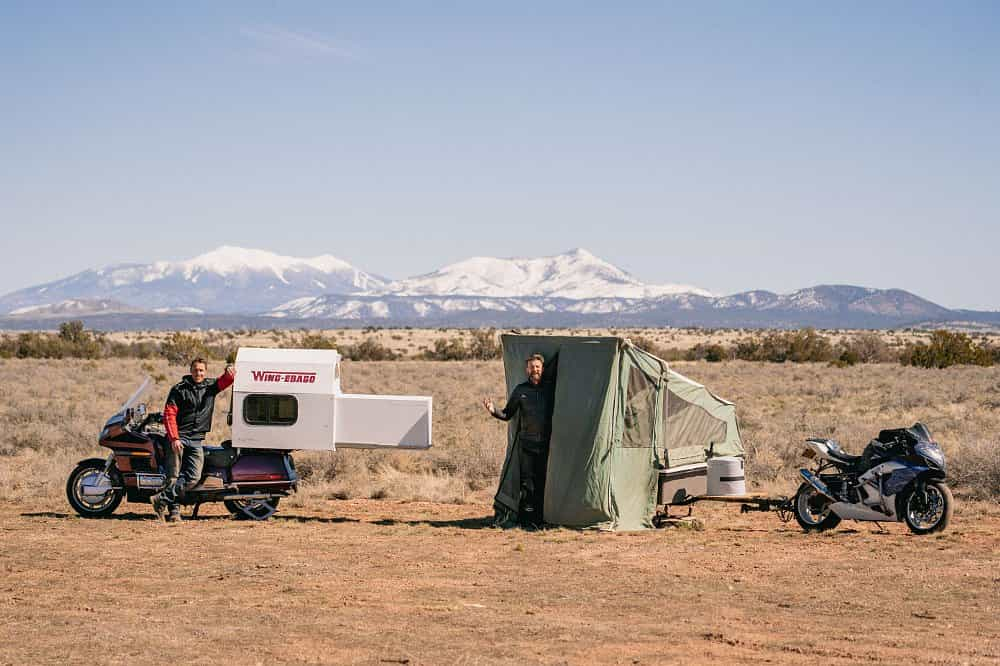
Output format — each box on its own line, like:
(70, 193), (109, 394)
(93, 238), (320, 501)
(902, 481), (953, 534)
(66, 459), (123, 518)
(793, 482), (842, 532)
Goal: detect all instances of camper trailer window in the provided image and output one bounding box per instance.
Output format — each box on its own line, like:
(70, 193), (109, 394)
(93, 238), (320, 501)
(243, 394), (298, 426)
(623, 366), (656, 448)
(664, 389), (726, 451)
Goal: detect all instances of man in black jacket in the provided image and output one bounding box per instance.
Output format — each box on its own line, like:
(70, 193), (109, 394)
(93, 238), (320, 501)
(483, 353), (555, 527)
(151, 358), (234, 522)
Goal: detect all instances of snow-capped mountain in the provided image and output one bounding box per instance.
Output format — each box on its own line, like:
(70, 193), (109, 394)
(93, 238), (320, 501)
(380, 248), (712, 299)
(266, 285), (956, 329)
(0, 246), (978, 329)
(0, 246), (388, 314)
(711, 285), (951, 317)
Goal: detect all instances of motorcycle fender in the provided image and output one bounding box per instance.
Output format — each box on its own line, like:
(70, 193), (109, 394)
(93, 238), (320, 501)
(76, 456), (122, 483)
(917, 468), (947, 482)
(893, 472), (946, 520)
(76, 455), (114, 470)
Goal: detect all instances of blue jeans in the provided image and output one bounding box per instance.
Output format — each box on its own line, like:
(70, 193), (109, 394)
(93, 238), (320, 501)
(159, 438), (205, 508)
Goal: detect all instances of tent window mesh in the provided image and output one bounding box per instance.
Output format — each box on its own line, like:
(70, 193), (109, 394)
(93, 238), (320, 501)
(664, 389), (726, 451)
(623, 366), (656, 448)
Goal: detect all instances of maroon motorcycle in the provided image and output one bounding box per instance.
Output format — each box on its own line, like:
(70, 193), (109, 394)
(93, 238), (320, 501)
(66, 378), (297, 520)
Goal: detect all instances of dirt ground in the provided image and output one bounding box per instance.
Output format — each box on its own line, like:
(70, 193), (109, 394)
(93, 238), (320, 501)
(2, 497), (997, 665)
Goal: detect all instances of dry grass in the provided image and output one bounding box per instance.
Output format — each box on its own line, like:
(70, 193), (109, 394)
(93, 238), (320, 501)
(0, 356), (998, 509)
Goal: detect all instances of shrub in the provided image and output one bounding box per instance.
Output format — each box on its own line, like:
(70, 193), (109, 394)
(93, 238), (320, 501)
(687, 343), (728, 362)
(731, 328), (837, 363)
(0, 321), (103, 359)
(468, 328), (501, 360)
(900, 330), (993, 368)
(106, 340), (160, 359)
(423, 337), (469, 361)
(297, 332), (338, 350)
(160, 332), (211, 365)
(838, 332), (896, 364)
(344, 337), (398, 361)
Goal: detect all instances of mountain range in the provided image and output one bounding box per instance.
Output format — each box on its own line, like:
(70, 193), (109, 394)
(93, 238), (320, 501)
(1, 246), (996, 330)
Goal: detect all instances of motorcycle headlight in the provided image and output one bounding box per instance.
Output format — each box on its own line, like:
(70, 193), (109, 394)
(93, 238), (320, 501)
(916, 442), (945, 469)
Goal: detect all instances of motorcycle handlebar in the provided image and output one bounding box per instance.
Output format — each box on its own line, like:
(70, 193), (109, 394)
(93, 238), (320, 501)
(138, 412), (163, 430)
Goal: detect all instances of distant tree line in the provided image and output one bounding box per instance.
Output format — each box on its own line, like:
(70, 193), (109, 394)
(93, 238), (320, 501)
(1, 322), (996, 368)
(0, 323), (233, 364)
(633, 328), (1000, 368)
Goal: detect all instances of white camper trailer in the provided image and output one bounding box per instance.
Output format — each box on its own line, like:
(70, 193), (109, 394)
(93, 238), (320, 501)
(232, 347), (432, 452)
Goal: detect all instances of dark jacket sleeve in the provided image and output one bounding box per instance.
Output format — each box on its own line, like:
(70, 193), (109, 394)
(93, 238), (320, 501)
(492, 388), (520, 422)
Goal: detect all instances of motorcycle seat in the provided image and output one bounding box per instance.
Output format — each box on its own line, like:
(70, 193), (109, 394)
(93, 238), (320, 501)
(809, 438), (862, 463)
(826, 448), (862, 463)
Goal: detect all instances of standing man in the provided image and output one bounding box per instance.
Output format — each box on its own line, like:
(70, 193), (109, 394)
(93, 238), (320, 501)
(483, 353), (556, 527)
(151, 357), (235, 522)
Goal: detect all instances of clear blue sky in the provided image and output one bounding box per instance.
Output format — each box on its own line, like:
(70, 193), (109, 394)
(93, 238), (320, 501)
(2, 2), (998, 309)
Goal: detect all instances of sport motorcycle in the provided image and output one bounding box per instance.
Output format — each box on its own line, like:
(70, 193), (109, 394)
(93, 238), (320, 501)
(794, 422), (952, 534)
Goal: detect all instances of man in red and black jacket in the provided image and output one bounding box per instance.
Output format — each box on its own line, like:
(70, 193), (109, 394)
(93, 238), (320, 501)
(151, 357), (234, 522)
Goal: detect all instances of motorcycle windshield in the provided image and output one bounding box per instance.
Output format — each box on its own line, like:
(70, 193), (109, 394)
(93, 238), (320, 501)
(907, 422), (933, 443)
(113, 376), (153, 419)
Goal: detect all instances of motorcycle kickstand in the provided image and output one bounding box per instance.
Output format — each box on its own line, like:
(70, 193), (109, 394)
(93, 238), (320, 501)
(871, 521), (886, 534)
(191, 503), (201, 520)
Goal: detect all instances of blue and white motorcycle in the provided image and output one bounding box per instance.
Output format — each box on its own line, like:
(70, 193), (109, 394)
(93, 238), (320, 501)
(794, 422), (952, 534)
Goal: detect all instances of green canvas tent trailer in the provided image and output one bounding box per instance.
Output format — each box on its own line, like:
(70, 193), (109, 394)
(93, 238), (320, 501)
(495, 334), (744, 530)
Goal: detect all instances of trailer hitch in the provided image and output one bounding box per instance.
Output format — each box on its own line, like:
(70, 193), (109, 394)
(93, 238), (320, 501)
(740, 497), (794, 522)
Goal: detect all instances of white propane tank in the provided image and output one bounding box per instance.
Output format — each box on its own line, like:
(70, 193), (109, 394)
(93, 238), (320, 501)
(707, 456), (746, 496)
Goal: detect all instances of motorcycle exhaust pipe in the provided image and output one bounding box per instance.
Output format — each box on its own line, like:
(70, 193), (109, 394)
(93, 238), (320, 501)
(799, 469), (837, 501)
(222, 493), (282, 501)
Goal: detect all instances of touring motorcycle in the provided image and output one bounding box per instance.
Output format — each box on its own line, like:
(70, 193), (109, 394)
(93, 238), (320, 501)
(66, 378), (297, 520)
(794, 422), (952, 534)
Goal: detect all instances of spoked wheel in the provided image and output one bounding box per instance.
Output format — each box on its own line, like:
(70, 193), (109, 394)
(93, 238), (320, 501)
(793, 482), (842, 532)
(902, 481), (953, 534)
(225, 497), (280, 521)
(66, 459), (123, 518)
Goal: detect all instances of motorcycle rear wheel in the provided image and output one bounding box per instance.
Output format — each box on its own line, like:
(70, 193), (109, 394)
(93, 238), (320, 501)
(66, 459), (123, 518)
(793, 482), (842, 532)
(225, 497), (280, 520)
(902, 481), (952, 534)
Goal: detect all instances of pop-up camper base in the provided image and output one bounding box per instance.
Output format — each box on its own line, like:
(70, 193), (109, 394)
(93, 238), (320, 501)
(232, 348), (432, 452)
(495, 335), (744, 531)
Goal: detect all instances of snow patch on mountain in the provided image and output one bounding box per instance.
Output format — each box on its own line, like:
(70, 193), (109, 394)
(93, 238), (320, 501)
(377, 248), (712, 300)
(0, 246), (387, 314)
(7, 299), (143, 317)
